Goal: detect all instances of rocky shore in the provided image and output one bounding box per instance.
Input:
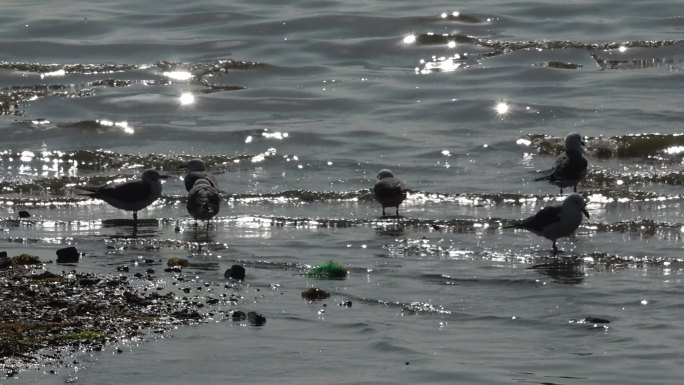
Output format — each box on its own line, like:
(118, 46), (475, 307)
(0, 252), (247, 378)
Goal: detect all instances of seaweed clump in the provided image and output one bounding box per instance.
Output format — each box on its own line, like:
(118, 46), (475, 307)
(307, 261), (347, 279)
(301, 287), (331, 301)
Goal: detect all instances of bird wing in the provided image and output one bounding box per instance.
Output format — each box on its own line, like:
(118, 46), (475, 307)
(373, 178), (405, 198)
(517, 206), (562, 232)
(185, 172), (218, 192)
(551, 150), (587, 181)
(90, 180), (152, 202)
(533, 153), (567, 181)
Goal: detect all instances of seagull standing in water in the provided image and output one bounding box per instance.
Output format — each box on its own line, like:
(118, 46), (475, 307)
(182, 159), (218, 192)
(534, 132), (588, 194)
(505, 193), (590, 253)
(373, 169), (407, 217)
(186, 178), (221, 221)
(78, 169), (167, 223)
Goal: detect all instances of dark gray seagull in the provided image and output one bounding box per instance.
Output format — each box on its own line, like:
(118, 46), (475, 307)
(182, 159), (218, 192)
(186, 178), (221, 221)
(78, 169), (167, 223)
(505, 193), (590, 253)
(534, 132), (588, 194)
(373, 169), (407, 217)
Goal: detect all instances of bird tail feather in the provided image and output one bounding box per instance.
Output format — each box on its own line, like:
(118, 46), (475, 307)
(77, 186), (99, 196)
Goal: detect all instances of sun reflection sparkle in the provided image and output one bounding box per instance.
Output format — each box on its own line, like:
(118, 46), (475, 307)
(179, 92), (195, 106)
(163, 71), (193, 81)
(495, 102), (510, 116)
(402, 35), (416, 44)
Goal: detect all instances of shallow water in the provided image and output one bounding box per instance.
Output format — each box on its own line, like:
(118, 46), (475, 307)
(2, 0), (684, 384)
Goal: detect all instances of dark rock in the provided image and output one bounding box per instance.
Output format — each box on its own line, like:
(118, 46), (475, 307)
(116, 265), (129, 272)
(78, 277), (100, 286)
(301, 287), (331, 301)
(340, 300), (352, 308)
(224, 264), (246, 280)
(123, 291), (151, 306)
(172, 308), (201, 320)
(146, 269), (155, 274)
(18, 210), (31, 218)
(33, 271), (60, 280)
(56, 247), (79, 263)
(247, 311), (266, 326)
(0, 251), (10, 269)
(584, 316), (610, 324)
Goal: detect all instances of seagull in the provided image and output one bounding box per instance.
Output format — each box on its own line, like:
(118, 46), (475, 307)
(182, 159), (218, 192)
(534, 132), (588, 194)
(186, 178), (221, 221)
(78, 169), (167, 223)
(373, 169), (406, 217)
(505, 193), (590, 253)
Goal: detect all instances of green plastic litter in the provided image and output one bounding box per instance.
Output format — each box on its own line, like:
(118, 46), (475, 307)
(307, 261), (347, 278)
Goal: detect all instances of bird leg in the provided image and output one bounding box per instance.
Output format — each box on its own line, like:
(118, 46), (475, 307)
(552, 241), (558, 254)
(573, 184), (577, 192)
(382, 207), (386, 217)
(133, 211), (138, 222)
(395, 207), (399, 216)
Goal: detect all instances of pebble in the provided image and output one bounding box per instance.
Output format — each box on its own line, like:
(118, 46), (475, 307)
(224, 264), (246, 280)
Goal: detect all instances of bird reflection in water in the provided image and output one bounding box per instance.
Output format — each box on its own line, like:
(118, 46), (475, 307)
(529, 256), (585, 285)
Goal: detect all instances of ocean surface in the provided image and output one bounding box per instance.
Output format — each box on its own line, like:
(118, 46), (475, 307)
(2, 0), (684, 383)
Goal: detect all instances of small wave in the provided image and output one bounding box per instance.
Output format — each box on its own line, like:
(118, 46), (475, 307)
(410, 35), (684, 73)
(523, 132), (684, 160)
(0, 59), (260, 116)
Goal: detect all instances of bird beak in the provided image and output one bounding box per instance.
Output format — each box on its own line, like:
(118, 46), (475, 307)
(582, 208), (590, 219)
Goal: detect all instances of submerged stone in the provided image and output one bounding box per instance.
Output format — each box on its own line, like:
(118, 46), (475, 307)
(56, 247), (79, 263)
(301, 287), (331, 301)
(247, 311), (266, 326)
(224, 264), (246, 280)
(584, 316), (610, 324)
(18, 210), (30, 218)
(167, 257), (190, 268)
